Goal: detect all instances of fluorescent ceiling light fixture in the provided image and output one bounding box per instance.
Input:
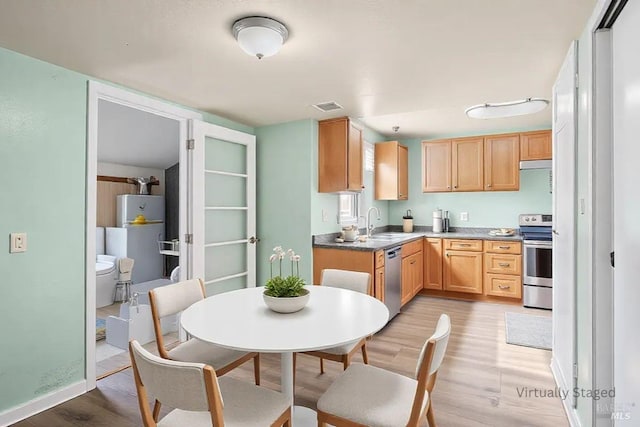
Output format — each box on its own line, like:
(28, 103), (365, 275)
(465, 98), (549, 119)
(232, 16), (289, 59)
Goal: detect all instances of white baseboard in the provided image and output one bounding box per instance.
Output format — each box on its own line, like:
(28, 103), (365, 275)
(0, 380), (87, 427)
(551, 358), (582, 427)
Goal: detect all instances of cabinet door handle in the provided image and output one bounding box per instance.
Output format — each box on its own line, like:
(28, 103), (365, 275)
(498, 263), (510, 267)
(447, 186), (451, 189)
(459, 243), (471, 247)
(454, 185), (458, 189)
(498, 285), (511, 290)
(410, 260), (416, 265)
(446, 252), (449, 257)
(487, 184), (492, 188)
(498, 246), (510, 249)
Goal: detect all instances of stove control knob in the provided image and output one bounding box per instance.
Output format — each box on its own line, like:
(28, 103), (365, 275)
(532, 217), (537, 222)
(525, 217), (529, 222)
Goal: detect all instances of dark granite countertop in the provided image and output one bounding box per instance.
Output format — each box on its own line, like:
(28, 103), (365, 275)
(312, 226), (522, 252)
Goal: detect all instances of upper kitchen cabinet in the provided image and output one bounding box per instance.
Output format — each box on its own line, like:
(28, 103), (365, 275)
(318, 117), (363, 192)
(422, 140), (452, 192)
(375, 141), (409, 200)
(520, 130), (552, 160)
(451, 137), (484, 191)
(484, 133), (520, 191)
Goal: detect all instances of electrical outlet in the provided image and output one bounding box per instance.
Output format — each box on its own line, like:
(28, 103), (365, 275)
(10, 233), (27, 253)
(322, 209), (329, 222)
(460, 212), (469, 221)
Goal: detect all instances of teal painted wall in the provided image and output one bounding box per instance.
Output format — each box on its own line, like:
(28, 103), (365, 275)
(256, 120), (314, 286)
(256, 118), (392, 287)
(0, 46), (253, 415)
(388, 136), (553, 228)
(0, 45), (88, 412)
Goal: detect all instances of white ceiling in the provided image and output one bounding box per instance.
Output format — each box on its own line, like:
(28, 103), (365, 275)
(98, 99), (180, 169)
(0, 0), (595, 138)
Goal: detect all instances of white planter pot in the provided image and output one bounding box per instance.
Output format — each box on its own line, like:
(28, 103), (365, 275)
(263, 289), (310, 313)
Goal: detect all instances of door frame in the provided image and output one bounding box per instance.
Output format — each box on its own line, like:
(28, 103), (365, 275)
(575, 0), (617, 425)
(85, 81), (201, 390)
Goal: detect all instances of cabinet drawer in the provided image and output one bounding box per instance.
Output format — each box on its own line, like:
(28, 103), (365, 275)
(484, 253), (522, 275)
(484, 240), (521, 254)
(375, 250), (385, 268)
(402, 239), (423, 257)
(485, 273), (522, 298)
(444, 239), (482, 252)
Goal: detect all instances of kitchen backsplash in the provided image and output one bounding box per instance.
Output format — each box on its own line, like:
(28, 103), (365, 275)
(389, 168), (552, 229)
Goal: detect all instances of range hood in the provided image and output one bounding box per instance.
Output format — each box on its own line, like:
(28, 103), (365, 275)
(520, 159), (552, 170)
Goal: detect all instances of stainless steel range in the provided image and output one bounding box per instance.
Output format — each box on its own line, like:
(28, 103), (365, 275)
(519, 214), (553, 310)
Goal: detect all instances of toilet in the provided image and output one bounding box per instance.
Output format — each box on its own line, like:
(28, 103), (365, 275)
(96, 227), (118, 308)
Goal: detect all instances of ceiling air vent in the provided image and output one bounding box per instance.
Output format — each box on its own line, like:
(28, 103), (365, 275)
(313, 101), (343, 112)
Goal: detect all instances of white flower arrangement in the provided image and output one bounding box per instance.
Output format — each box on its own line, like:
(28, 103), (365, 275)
(265, 246), (305, 298)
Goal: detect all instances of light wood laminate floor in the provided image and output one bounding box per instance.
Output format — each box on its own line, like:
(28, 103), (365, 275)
(14, 296), (566, 427)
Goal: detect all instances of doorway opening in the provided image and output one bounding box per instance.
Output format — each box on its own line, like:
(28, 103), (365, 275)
(86, 82), (201, 388)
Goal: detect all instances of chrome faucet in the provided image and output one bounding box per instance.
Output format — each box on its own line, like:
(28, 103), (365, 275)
(366, 206), (381, 237)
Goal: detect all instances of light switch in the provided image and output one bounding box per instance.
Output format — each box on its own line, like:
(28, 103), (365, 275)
(460, 212), (469, 221)
(10, 233), (27, 253)
(322, 209), (328, 222)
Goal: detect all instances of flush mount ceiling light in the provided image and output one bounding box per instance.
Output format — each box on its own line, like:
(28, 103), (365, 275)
(465, 98), (549, 119)
(232, 16), (289, 59)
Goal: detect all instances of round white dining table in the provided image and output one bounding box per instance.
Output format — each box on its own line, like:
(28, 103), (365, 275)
(180, 285), (389, 426)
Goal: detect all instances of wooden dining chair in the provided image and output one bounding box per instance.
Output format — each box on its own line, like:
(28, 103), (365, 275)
(297, 269), (372, 375)
(317, 313), (451, 427)
(129, 340), (291, 427)
(148, 278), (261, 386)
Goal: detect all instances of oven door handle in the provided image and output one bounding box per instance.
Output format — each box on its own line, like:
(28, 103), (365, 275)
(524, 240), (552, 248)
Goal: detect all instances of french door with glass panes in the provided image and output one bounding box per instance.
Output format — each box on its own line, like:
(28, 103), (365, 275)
(189, 120), (256, 293)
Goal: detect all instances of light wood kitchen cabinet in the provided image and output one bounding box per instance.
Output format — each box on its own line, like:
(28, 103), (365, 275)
(483, 241), (522, 299)
(401, 240), (423, 305)
(443, 250), (483, 294)
(401, 252), (423, 305)
(484, 134), (520, 191)
(422, 140), (452, 192)
(318, 117), (363, 192)
(424, 238), (443, 290)
(484, 273), (521, 298)
(312, 247), (388, 302)
(483, 240), (520, 254)
(444, 239), (483, 252)
(313, 248), (375, 295)
(520, 130), (552, 160)
(484, 253), (522, 275)
(375, 141), (409, 200)
(452, 137), (484, 192)
(422, 129), (550, 194)
(374, 266), (385, 303)
(422, 137), (483, 193)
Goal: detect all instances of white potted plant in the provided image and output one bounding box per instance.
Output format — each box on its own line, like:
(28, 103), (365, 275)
(263, 247), (309, 313)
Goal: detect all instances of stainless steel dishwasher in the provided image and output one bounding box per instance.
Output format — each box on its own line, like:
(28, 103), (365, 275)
(384, 246), (402, 320)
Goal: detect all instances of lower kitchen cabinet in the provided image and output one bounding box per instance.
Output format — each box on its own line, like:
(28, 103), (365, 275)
(443, 250), (483, 294)
(424, 238), (443, 290)
(484, 273), (522, 298)
(401, 252), (422, 305)
(401, 240), (423, 306)
(312, 247), (385, 300)
(374, 266), (385, 303)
